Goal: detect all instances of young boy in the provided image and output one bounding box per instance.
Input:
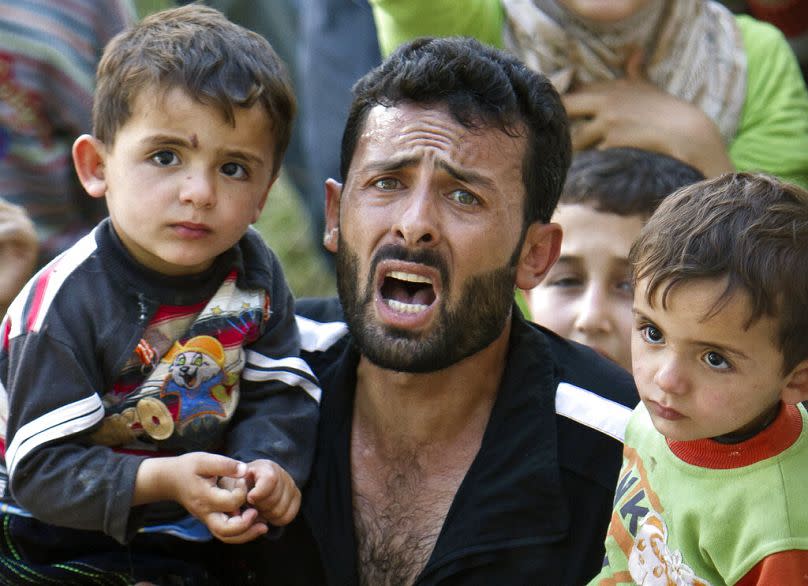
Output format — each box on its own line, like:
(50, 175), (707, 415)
(527, 147), (704, 370)
(592, 173), (808, 585)
(0, 5), (319, 583)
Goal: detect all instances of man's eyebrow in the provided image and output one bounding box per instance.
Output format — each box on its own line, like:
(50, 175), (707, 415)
(361, 156), (421, 174)
(437, 160), (496, 190)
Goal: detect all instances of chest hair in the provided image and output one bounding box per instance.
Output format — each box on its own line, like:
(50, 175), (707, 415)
(352, 447), (469, 586)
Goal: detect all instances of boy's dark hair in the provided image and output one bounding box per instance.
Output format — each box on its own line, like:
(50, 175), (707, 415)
(340, 36), (571, 226)
(631, 172), (808, 373)
(561, 147), (705, 217)
(93, 4), (295, 177)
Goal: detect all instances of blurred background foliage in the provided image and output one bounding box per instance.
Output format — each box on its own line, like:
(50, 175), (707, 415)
(133, 0), (337, 299)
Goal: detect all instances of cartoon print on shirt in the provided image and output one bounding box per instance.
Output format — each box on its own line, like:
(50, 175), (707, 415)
(91, 278), (266, 450)
(92, 335), (240, 450)
(160, 335), (235, 423)
(628, 513), (711, 586)
(601, 445), (711, 586)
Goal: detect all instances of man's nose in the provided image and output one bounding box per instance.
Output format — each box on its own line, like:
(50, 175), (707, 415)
(179, 169), (217, 209)
(392, 185), (440, 247)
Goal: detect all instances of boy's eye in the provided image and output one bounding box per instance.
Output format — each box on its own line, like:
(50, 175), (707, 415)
(221, 162), (248, 179)
(615, 279), (633, 295)
(447, 189), (478, 206)
(374, 177), (400, 190)
(548, 275), (583, 288)
(703, 351), (730, 370)
(151, 150), (179, 166)
(640, 325), (664, 344)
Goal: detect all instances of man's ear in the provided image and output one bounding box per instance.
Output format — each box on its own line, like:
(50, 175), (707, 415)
(781, 359), (808, 404)
(515, 221), (562, 291)
(72, 134), (108, 199)
(323, 178), (342, 253)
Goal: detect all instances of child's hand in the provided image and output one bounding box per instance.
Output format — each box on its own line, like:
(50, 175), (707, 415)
(134, 452), (268, 543)
(244, 459), (301, 527)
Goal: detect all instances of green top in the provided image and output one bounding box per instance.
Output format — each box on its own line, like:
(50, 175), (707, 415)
(590, 402), (808, 585)
(370, 1), (808, 188)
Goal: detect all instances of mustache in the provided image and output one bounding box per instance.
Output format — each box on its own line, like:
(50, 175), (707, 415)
(368, 244), (450, 285)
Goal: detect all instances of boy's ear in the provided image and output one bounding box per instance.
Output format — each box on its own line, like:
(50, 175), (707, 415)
(323, 178), (342, 253)
(515, 221), (562, 291)
(72, 134), (108, 199)
(781, 359), (808, 404)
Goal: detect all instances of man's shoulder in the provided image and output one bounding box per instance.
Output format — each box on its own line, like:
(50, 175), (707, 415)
(294, 297), (350, 373)
(519, 318), (638, 411)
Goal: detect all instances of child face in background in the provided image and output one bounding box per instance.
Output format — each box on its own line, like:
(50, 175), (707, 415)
(76, 85), (277, 276)
(528, 204), (644, 371)
(631, 277), (800, 442)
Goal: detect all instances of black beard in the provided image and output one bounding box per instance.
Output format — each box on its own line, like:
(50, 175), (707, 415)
(336, 240), (517, 373)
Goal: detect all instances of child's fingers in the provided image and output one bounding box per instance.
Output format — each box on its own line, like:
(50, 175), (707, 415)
(258, 481), (300, 526)
(206, 509), (268, 544)
(246, 465), (280, 505)
(189, 452), (247, 479)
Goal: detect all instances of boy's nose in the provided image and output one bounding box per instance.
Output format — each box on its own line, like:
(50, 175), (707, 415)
(653, 355), (689, 395)
(574, 286), (612, 335)
(179, 172), (216, 209)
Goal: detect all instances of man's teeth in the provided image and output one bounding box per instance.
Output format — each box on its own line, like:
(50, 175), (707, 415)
(388, 271), (432, 284)
(386, 299), (428, 313)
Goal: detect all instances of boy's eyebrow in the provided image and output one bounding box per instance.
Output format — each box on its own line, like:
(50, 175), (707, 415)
(139, 135), (266, 165)
(554, 255), (583, 266)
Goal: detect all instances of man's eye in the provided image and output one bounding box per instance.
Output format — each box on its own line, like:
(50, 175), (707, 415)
(448, 189), (478, 206)
(703, 351), (730, 370)
(640, 325), (664, 344)
(374, 178), (400, 190)
(151, 150), (179, 166)
(221, 162), (248, 179)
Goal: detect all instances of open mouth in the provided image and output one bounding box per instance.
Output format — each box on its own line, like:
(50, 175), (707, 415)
(380, 270), (436, 314)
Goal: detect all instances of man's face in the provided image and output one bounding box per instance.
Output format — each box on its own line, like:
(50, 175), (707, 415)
(327, 104), (533, 372)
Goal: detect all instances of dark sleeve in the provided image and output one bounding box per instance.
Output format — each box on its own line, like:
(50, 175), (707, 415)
(3, 330), (146, 544)
(224, 252), (320, 487)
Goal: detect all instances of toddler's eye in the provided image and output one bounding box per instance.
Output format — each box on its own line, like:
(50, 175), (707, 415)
(703, 351), (730, 370)
(641, 325), (664, 344)
(151, 150), (179, 166)
(221, 162), (248, 179)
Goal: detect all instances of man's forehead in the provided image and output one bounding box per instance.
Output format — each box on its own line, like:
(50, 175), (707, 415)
(356, 103), (525, 172)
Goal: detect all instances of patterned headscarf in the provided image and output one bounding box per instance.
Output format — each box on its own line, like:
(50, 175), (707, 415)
(502, 0), (747, 143)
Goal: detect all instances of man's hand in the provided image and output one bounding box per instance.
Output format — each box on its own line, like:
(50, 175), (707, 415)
(0, 199), (37, 316)
(134, 452), (268, 544)
(562, 50), (734, 178)
(244, 459), (301, 527)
